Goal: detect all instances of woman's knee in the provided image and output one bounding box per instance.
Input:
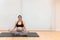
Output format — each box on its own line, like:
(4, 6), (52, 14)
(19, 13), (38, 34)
(10, 30), (17, 33)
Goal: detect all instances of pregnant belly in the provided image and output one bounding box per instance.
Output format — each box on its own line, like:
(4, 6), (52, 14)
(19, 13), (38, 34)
(17, 27), (23, 30)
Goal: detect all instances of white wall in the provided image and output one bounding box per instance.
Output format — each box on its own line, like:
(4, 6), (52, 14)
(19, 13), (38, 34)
(0, 0), (55, 30)
(56, 1), (60, 31)
(0, 0), (22, 30)
(22, 0), (55, 30)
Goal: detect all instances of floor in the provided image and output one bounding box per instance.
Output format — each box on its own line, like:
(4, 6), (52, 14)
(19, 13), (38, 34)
(0, 30), (60, 40)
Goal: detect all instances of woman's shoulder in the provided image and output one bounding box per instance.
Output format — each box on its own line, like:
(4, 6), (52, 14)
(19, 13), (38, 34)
(15, 21), (18, 24)
(22, 20), (26, 24)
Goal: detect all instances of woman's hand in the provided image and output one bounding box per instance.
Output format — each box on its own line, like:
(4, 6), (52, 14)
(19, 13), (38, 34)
(8, 29), (12, 32)
(25, 30), (29, 33)
(8, 28), (10, 31)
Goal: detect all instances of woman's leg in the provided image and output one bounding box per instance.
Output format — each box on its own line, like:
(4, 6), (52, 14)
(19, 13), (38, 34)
(10, 30), (20, 35)
(19, 29), (28, 35)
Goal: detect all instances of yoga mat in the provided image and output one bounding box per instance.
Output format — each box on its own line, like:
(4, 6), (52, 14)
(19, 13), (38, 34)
(0, 32), (39, 37)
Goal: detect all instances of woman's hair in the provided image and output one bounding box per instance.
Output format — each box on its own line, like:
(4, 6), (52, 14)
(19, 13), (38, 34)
(17, 15), (23, 22)
(18, 15), (22, 18)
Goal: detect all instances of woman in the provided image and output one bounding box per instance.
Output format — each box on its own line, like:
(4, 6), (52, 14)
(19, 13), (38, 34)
(9, 15), (28, 35)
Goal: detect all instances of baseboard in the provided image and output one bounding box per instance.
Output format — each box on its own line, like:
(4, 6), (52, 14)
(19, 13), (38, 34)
(0, 29), (56, 32)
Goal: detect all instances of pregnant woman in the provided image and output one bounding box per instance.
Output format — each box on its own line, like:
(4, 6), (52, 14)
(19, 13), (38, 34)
(9, 15), (28, 35)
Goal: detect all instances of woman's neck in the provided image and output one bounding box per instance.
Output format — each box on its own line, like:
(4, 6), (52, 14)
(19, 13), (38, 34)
(18, 20), (22, 22)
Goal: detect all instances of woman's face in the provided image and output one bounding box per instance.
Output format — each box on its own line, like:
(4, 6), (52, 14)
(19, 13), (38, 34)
(18, 16), (22, 21)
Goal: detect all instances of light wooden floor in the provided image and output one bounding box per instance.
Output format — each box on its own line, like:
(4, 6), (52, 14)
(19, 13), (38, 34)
(0, 30), (60, 40)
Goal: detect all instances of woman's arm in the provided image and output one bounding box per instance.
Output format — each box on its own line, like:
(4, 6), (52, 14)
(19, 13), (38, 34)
(23, 21), (26, 31)
(11, 25), (16, 31)
(8, 21), (17, 31)
(23, 21), (29, 32)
